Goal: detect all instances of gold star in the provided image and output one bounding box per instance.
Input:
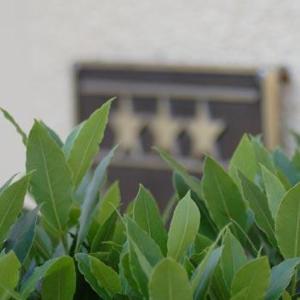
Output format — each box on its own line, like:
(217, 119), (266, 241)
(110, 99), (143, 153)
(150, 100), (180, 151)
(187, 103), (225, 156)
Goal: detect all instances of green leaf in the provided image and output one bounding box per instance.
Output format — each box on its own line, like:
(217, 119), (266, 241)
(33, 225), (53, 260)
(40, 121), (63, 147)
(67, 100), (113, 187)
(191, 246), (223, 299)
(126, 218), (163, 277)
(0, 252), (21, 300)
(0, 174), (17, 196)
(21, 256), (73, 298)
(261, 165), (286, 218)
(41, 256), (76, 300)
(266, 258), (300, 300)
(219, 230), (247, 290)
(0, 174), (30, 246)
(128, 242), (149, 298)
(119, 248), (141, 298)
(202, 157), (247, 232)
(149, 258), (193, 300)
(230, 256), (270, 300)
(276, 183), (300, 258)
(90, 255), (122, 296)
(167, 192), (200, 261)
(63, 122), (85, 158)
(273, 149), (300, 185)
(251, 136), (276, 173)
(91, 212), (118, 252)
(173, 171), (190, 199)
(4, 207), (38, 262)
(239, 172), (276, 246)
(133, 185), (167, 255)
(26, 121), (73, 236)
(173, 172), (218, 240)
(76, 147), (116, 251)
(155, 147), (202, 197)
(194, 234), (213, 254)
(229, 134), (257, 183)
(282, 291), (292, 300)
(75, 253), (110, 299)
(191, 244), (223, 299)
(89, 181), (121, 242)
(210, 229), (247, 300)
(0, 107), (27, 145)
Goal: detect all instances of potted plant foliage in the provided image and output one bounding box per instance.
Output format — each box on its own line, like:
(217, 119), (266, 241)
(0, 100), (300, 299)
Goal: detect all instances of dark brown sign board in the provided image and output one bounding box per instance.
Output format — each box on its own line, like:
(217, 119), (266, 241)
(75, 63), (288, 207)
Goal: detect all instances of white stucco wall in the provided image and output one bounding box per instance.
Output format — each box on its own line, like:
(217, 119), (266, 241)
(0, 0), (300, 182)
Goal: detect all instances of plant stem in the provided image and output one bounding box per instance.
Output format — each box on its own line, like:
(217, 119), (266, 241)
(291, 271), (298, 297)
(62, 235), (69, 254)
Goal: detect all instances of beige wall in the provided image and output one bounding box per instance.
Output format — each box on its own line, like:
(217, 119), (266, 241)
(0, 0), (300, 182)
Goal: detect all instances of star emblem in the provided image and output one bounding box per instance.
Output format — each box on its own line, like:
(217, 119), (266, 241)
(150, 100), (180, 151)
(110, 99), (143, 153)
(187, 103), (225, 156)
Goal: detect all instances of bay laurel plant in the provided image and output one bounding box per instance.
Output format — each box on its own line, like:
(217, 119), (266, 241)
(1, 100), (300, 299)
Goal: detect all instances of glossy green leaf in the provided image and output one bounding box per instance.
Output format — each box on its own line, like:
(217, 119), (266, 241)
(167, 192), (200, 261)
(194, 234), (213, 254)
(76, 147), (116, 251)
(126, 218), (163, 276)
(90, 255), (121, 296)
(156, 147), (202, 197)
(0, 174), (17, 196)
(21, 256), (73, 298)
(95, 181), (120, 226)
(282, 291), (292, 300)
(191, 246), (223, 299)
(210, 230), (247, 299)
(0, 174), (30, 245)
(261, 165), (286, 218)
(220, 230), (247, 289)
(119, 248), (141, 299)
(133, 185), (167, 255)
(229, 134), (257, 183)
(239, 172), (276, 246)
(202, 157), (247, 232)
(173, 172), (218, 240)
(128, 242), (149, 298)
(26, 121), (73, 236)
(251, 136), (276, 173)
(67, 100), (113, 187)
(33, 225), (53, 260)
(276, 183), (300, 258)
(89, 181), (121, 242)
(149, 258), (193, 300)
(40, 121), (63, 147)
(273, 149), (300, 185)
(0, 252), (21, 300)
(266, 258), (300, 300)
(41, 256), (76, 300)
(230, 256), (270, 300)
(75, 253), (110, 299)
(4, 207), (38, 262)
(63, 122), (85, 157)
(0, 107), (27, 145)
(91, 212), (118, 252)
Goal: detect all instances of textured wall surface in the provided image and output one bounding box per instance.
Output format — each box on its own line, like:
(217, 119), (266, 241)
(0, 0), (299, 182)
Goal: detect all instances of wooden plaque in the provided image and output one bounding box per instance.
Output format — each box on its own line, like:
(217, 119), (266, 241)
(75, 63), (288, 206)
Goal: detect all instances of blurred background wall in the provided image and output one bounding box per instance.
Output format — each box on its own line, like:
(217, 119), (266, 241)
(0, 0), (299, 182)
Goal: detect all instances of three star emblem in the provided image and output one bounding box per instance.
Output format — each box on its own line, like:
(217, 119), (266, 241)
(110, 99), (225, 157)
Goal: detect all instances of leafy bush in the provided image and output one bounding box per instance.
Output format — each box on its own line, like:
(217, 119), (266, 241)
(1, 100), (300, 299)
